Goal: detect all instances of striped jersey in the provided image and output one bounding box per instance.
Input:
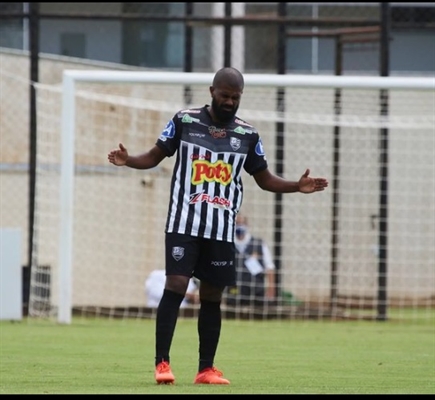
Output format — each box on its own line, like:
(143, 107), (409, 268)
(156, 105), (268, 242)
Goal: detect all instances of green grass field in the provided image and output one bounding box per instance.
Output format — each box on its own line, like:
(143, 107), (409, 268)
(1, 311), (434, 394)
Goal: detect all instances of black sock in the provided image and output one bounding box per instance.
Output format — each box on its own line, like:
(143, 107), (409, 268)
(155, 289), (184, 366)
(197, 299), (222, 372)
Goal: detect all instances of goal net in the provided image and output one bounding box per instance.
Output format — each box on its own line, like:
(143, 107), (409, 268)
(31, 70), (434, 324)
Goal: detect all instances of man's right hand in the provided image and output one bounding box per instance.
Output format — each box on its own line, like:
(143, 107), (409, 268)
(108, 143), (129, 166)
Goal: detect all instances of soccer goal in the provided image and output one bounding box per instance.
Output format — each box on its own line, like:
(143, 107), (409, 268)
(31, 70), (434, 324)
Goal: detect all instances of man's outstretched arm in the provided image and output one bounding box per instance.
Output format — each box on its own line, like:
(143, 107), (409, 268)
(253, 168), (328, 194)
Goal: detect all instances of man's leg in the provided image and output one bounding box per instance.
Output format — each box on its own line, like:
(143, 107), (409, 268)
(194, 282), (230, 384)
(192, 238), (234, 384)
(155, 288), (185, 366)
(197, 298), (222, 371)
(154, 270), (190, 383)
(155, 233), (199, 384)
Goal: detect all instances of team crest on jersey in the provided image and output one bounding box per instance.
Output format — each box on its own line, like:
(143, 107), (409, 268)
(230, 137), (241, 151)
(159, 120), (175, 141)
(172, 246), (185, 261)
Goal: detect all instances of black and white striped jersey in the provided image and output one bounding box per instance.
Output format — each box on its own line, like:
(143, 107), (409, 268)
(156, 105), (268, 243)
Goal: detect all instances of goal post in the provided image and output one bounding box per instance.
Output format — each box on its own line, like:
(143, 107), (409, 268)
(31, 70), (434, 324)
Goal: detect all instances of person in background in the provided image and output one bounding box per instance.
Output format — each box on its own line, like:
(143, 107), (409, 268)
(145, 269), (199, 308)
(227, 213), (276, 307)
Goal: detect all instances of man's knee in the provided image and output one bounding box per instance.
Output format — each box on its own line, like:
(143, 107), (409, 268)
(165, 274), (190, 295)
(199, 281), (225, 302)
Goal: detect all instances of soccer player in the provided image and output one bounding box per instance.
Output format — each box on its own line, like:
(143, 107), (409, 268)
(107, 67), (329, 385)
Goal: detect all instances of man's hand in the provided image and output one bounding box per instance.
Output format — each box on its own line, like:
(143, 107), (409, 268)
(108, 143), (129, 166)
(298, 168), (329, 193)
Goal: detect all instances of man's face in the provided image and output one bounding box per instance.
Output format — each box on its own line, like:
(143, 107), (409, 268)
(210, 86), (242, 123)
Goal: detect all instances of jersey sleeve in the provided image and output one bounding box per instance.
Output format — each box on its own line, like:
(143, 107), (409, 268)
(243, 135), (268, 175)
(155, 113), (182, 157)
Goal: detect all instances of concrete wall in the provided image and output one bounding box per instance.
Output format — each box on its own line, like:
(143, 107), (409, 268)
(1, 49), (433, 310)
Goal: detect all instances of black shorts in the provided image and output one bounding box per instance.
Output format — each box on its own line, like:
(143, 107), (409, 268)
(165, 233), (236, 288)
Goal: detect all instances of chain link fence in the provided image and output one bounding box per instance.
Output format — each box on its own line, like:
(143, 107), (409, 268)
(1, 2), (434, 317)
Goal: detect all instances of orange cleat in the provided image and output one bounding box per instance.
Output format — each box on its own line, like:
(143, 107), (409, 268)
(193, 367), (230, 385)
(155, 361), (175, 385)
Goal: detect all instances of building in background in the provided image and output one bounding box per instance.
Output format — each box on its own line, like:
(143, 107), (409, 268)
(0, 2), (434, 75)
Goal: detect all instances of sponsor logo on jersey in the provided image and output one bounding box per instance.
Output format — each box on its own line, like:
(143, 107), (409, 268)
(172, 246), (185, 261)
(191, 160), (232, 185)
(230, 137), (241, 151)
(189, 192), (231, 209)
(189, 132), (206, 138)
(234, 126), (254, 135)
(255, 138), (265, 156)
(159, 120), (175, 141)
(182, 114), (200, 124)
(233, 126), (246, 135)
(180, 109), (201, 114)
(235, 118), (254, 128)
(209, 126), (227, 138)
(190, 153), (211, 160)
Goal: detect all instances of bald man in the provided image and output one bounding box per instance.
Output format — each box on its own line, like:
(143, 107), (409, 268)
(108, 67), (329, 385)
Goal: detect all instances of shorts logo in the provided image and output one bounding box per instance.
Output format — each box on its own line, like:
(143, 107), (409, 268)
(172, 246), (185, 261)
(211, 261), (228, 267)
